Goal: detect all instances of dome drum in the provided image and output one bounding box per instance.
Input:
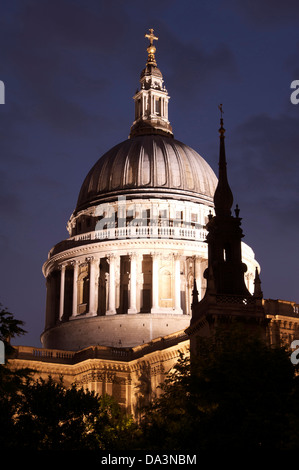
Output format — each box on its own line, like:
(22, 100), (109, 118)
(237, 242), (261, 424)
(68, 197), (213, 240)
(41, 313), (190, 350)
(42, 234), (259, 350)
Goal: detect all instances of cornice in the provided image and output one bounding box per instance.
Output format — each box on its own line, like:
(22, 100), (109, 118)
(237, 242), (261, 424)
(9, 337), (190, 379)
(43, 238), (208, 276)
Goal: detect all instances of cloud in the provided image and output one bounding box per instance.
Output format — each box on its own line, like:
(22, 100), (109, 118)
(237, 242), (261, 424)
(226, 0), (299, 27)
(153, 23), (238, 99)
(285, 42), (299, 78)
(0, 171), (22, 218)
(0, 0), (138, 133)
(227, 112), (299, 227)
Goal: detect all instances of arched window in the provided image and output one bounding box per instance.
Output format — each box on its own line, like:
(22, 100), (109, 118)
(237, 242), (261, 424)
(77, 264), (89, 314)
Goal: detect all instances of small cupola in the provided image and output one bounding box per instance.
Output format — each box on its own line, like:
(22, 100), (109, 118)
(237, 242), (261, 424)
(129, 29), (173, 138)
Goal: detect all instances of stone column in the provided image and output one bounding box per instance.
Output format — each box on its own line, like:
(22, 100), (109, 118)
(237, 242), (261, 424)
(128, 252), (137, 314)
(151, 252), (160, 313)
(194, 255), (202, 302)
(45, 274), (53, 328)
(87, 256), (98, 316)
(174, 254), (183, 313)
(106, 254), (116, 315)
(136, 254), (143, 312)
(59, 264), (66, 321)
(71, 260), (79, 318)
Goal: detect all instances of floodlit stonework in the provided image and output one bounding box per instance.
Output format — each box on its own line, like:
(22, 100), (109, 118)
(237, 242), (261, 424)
(11, 330), (189, 416)
(8, 30), (299, 415)
(40, 30), (260, 352)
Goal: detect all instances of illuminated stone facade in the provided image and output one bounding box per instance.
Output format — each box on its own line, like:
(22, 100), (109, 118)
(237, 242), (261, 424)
(40, 30), (260, 351)
(11, 331), (189, 417)
(9, 298), (299, 416)
(8, 30), (299, 415)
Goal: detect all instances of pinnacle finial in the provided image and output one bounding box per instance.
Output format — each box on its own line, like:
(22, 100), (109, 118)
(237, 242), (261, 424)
(218, 104), (225, 137)
(145, 28), (158, 66)
(145, 28), (158, 46)
(218, 103), (224, 118)
(253, 267), (263, 299)
(191, 279), (199, 308)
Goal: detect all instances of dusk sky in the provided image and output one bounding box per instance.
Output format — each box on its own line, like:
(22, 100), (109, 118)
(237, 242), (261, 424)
(0, 0), (298, 348)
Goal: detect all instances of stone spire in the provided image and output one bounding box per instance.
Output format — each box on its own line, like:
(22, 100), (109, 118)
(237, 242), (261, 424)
(203, 108), (251, 298)
(187, 109), (267, 355)
(213, 105), (234, 217)
(129, 29), (173, 138)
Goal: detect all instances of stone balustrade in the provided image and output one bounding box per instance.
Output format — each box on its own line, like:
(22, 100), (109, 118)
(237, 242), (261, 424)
(71, 225), (208, 242)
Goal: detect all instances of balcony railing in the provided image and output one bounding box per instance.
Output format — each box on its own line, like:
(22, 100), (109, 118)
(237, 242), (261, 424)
(71, 225), (208, 243)
(11, 332), (189, 364)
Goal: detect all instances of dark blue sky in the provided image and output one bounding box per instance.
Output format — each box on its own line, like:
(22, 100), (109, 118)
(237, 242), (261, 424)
(0, 0), (298, 347)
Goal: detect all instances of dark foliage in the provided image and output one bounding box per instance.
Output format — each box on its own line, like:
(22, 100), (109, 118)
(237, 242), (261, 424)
(0, 305), (137, 451)
(138, 325), (299, 451)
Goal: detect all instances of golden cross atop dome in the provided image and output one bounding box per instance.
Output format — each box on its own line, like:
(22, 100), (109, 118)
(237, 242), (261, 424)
(145, 28), (158, 46)
(145, 28), (158, 66)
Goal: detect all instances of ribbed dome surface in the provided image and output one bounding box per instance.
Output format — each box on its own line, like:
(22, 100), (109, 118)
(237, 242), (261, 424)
(76, 135), (217, 212)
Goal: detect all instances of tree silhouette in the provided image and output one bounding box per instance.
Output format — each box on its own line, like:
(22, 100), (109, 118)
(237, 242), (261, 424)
(0, 305), (137, 451)
(139, 324), (299, 450)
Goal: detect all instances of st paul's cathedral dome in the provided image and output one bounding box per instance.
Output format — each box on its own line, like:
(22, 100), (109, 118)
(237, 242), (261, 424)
(41, 29), (259, 351)
(75, 135), (218, 212)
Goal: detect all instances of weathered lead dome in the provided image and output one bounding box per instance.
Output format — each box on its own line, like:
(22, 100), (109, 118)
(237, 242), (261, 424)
(74, 29), (217, 214)
(75, 134), (218, 213)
